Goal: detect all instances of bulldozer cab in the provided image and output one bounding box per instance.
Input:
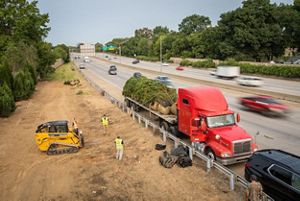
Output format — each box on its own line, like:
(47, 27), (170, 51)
(35, 120), (84, 154)
(36, 121), (69, 134)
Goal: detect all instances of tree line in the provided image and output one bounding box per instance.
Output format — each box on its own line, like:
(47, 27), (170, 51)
(106, 0), (300, 62)
(0, 0), (69, 117)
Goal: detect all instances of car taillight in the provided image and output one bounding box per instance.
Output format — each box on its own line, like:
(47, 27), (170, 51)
(245, 163), (251, 169)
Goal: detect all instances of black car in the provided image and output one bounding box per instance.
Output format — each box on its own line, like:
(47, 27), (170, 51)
(245, 149), (300, 201)
(132, 59), (140, 64)
(133, 72), (142, 78)
(108, 65), (117, 75)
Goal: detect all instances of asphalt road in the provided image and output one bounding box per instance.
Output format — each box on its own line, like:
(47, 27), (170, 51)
(96, 53), (300, 98)
(73, 56), (300, 156)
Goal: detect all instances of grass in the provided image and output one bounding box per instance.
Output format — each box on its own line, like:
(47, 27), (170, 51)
(49, 62), (79, 81)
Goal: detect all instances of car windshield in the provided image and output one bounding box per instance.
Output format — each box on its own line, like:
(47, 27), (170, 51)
(256, 98), (279, 104)
(157, 76), (169, 81)
(207, 114), (235, 128)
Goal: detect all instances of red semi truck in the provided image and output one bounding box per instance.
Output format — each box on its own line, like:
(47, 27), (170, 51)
(125, 86), (257, 165)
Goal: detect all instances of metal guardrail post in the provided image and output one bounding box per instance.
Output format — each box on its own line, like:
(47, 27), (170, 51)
(229, 174), (235, 191)
(138, 115), (141, 124)
(162, 130), (167, 142)
(132, 112), (135, 120)
(145, 120), (148, 128)
(189, 147), (193, 160)
(206, 159), (211, 172)
(174, 138), (179, 148)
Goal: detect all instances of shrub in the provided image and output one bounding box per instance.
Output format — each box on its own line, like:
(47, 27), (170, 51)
(13, 69), (35, 100)
(191, 59), (215, 68)
(136, 56), (159, 62)
(0, 65), (14, 89)
(180, 59), (215, 68)
(239, 64), (300, 78)
(0, 82), (15, 117)
(180, 59), (193, 66)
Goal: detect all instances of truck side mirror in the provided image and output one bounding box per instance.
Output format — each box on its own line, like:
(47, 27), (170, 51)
(236, 113), (240, 123)
(192, 118), (200, 127)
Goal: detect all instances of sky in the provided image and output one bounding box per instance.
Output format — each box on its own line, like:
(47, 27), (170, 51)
(36, 0), (293, 46)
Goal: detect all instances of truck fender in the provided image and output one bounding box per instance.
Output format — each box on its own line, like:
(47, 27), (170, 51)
(205, 141), (231, 159)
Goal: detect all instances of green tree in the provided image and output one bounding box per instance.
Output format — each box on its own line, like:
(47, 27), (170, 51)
(95, 42), (103, 52)
(178, 14), (211, 35)
(0, 64), (14, 89)
(0, 82), (15, 117)
(36, 42), (55, 79)
(135, 27), (153, 39)
(217, 0), (285, 61)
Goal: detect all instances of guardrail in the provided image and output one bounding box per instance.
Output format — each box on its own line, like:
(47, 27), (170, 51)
(76, 65), (274, 201)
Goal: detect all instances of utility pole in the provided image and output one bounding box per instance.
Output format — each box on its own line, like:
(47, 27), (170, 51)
(160, 37), (162, 73)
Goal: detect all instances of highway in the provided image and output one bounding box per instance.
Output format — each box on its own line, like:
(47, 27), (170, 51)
(73, 56), (300, 157)
(96, 53), (300, 98)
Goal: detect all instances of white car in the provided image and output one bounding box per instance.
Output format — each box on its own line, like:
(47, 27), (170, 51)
(162, 63), (169, 66)
(79, 63), (85, 69)
(236, 76), (264, 87)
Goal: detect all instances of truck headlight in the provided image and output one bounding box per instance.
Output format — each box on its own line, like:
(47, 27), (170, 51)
(215, 134), (221, 140)
(221, 152), (231, 158)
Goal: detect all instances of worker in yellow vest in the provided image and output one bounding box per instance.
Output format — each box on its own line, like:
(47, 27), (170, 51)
(114, 136), (124, 160)
(72, 118), (79, 135)
(101, 114), (109, 134)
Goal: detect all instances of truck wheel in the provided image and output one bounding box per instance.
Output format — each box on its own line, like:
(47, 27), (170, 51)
(206, 148), (216, 161)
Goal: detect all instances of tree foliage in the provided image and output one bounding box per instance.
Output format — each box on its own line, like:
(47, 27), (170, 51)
(109, 1), (299, 62)
(0, 82), (15, 117)
(178, 14), (211, 35)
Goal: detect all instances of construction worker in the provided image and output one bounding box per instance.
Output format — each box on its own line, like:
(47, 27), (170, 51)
(246, 175), (263, 201)
(114, 136), (124, 160)
(100, 114), (109, 134)
(72, 118), (79, 135)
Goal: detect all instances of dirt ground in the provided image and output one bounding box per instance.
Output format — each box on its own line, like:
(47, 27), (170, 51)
(0, 69), (244, 201)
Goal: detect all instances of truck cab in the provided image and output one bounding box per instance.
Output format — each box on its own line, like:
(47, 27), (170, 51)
(177, 87), (257, 165)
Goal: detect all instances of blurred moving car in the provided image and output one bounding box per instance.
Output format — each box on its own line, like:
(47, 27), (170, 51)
(83, 56), (90, 63)
(162, 63), (169, 66)
(108, 65), (117, 75)
(245, 149), (300, 201)
(176, 66), (184, 71)
(79, 63), (85, 69)
(239, 96), (289, 117)
(155, 76), (175, 88)
(132, 59), (140, 64)
(210, 69), (217, 76)
(236, 76), (264, 87)
(133, 72), (142, 78)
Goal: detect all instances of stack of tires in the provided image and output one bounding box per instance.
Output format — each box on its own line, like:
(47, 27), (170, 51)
(159, 145), (192, 168)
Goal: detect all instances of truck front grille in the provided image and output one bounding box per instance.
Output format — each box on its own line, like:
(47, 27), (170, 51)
(233, 140), (251, 155)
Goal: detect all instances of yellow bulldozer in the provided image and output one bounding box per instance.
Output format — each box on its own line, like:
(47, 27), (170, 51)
(35, 120), (84, 155)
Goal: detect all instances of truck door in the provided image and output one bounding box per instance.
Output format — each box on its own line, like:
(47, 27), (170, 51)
(178, 97), (192, 135)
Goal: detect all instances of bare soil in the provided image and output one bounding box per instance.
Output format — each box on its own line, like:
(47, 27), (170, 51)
(0, 70), (243, 201)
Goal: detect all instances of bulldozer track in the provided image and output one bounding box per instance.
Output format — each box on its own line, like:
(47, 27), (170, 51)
(46, 143), (79, 155)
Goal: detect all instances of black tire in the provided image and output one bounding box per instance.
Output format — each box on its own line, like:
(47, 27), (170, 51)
(206, 148), (216, 161)
(155, 144), (166, 151)
(171, 145), (188, 157)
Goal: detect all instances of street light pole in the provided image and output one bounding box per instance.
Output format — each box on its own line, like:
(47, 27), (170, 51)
(160, 37), (162, 73)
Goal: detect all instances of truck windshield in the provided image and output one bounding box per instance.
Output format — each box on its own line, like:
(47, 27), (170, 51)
(206, 114), (235, 128)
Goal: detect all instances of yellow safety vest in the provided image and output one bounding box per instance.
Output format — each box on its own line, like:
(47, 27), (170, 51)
(115, 138), (123, 150)
(101, 117), (109, 126)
